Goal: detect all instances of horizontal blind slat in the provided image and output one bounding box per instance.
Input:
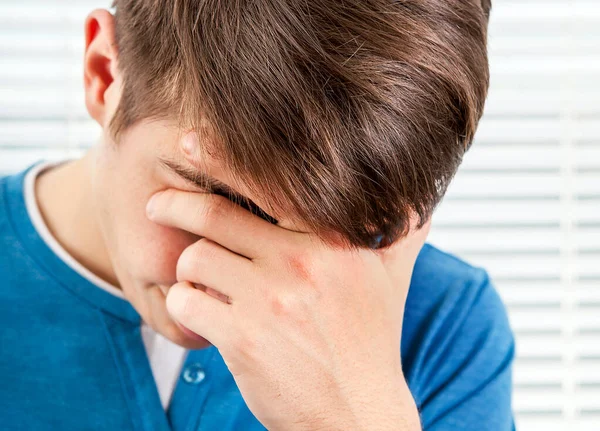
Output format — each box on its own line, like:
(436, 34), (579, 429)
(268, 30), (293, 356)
(1, 2), (599, 430)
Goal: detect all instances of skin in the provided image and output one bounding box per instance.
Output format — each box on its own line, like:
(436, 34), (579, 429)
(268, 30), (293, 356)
(36, 8), (430, 431)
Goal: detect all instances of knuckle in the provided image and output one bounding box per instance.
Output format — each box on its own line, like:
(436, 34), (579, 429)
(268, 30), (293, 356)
(269, 290), (314, 330)
(269, 293), (285, 316)
(271, 290), (304, 317)
(284, 250), (318, 284)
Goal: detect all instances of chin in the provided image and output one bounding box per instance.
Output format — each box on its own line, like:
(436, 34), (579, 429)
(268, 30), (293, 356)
(163, 318), (214, 350)
(141, 283), (214, 350)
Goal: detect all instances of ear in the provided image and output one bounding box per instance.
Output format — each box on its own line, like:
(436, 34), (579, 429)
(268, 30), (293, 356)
(83, 9), (120, 127)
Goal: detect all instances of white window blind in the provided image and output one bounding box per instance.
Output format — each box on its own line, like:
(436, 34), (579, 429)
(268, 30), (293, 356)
(0, 1), (598, 430)
(429, 2), (600, 430)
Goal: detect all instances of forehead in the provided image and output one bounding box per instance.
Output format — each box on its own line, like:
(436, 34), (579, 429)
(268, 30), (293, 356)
(162, 129), (282, 220)
(143, 121), (307, 233)
(159, 156), (279, 225)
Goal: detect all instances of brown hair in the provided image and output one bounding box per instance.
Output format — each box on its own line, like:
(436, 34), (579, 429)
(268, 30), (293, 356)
(110, 0), (492, 250)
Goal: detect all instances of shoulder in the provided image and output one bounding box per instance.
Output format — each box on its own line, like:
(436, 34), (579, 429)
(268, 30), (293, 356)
(0, 168), (29, 252)
(0, 166), (52, 292)
(0, 162), (45, 254)
(403, 243), (515, 430)
(0, 170), (38, 294)
(406, 243), (512, 339)
(412, 242), (492, 292)
(0, 174), (8, 214)
(407, 243), (511, 332)
(0, 173), (17, 253)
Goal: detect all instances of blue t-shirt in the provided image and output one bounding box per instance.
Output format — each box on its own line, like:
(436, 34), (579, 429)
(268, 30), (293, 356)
(0, 162), (516, 430)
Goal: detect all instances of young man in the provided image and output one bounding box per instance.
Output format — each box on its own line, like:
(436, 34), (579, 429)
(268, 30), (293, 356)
(0, 0), (515, 430)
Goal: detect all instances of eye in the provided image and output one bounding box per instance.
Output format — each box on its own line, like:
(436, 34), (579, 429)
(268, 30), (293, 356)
(212, 189), (278, 225)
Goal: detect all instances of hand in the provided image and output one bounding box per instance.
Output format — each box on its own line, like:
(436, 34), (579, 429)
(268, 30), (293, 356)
(146, 188), (430, 431)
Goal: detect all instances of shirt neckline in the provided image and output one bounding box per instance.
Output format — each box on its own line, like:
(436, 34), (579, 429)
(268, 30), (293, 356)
(4, 160), (141, 323)
(24, 159), (128, 299)
(5, 160), (194, 412)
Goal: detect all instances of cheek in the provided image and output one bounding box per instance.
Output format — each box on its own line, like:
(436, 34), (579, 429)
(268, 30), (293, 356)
(128, 221), (199, 286)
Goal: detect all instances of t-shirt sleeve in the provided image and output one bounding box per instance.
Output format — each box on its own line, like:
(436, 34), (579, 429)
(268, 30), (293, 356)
(415, 270), (516, 430)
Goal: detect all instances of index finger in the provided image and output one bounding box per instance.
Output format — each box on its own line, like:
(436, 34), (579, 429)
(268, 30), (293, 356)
(146, 188), (298, 259)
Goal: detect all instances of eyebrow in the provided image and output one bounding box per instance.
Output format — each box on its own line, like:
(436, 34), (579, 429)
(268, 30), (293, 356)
(158, 157), (278, 225)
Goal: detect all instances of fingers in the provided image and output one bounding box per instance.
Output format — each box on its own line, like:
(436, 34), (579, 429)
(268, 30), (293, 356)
(146, 188), (294, 259)
(165, 281), (234, 347)
(146, 284), (211, 349)
(176, 238), (255, 301)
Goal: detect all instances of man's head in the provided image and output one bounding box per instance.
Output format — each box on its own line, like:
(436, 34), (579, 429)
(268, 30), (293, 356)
(82, 0), (491, 348)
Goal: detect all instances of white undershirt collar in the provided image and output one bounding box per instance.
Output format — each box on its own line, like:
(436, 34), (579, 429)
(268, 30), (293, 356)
(23, 160), (188, 410)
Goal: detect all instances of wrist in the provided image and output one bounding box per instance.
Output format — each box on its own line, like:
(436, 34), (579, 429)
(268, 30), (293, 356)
(350, 369), (422, 431)
(284, 377), (421, 431)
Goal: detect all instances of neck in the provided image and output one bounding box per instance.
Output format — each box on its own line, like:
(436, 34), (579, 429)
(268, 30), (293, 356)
(34, 149), (120, 288)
